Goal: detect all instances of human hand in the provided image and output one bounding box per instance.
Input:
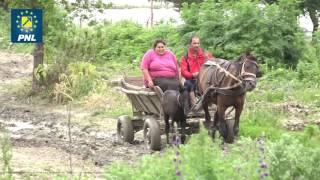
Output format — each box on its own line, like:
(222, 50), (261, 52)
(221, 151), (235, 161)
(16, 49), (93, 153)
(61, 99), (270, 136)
(148, 80), (154, 87)
(192, 72), (199, 78)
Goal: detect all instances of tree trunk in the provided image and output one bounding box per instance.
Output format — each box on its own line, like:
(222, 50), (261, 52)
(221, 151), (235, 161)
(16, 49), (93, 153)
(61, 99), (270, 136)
(150, 0), (154, 27)
(32, 43), (44, 93)
(308, 8), (319, 41)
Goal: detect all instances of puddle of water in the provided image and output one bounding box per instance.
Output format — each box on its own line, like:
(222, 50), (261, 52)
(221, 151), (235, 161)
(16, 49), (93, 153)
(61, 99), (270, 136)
(0, 120), (34, 132)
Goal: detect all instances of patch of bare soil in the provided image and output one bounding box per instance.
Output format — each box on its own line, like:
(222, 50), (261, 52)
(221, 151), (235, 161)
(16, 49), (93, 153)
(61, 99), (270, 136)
(0, 51), (33, 85)
(276, 102), (311, 115)
(277, 102), (318, 131)
(0, 51), (149, 178)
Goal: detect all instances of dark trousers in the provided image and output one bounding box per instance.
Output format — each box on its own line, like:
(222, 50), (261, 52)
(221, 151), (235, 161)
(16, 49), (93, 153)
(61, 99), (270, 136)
(184, 79), (196, 92)
(153, 77), (180, 92)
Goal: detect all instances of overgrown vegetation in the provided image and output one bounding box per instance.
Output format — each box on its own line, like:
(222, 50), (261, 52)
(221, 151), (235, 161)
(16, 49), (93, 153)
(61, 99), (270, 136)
(0, 0), (320, 179)
(0, 133), (13, 180)
(105, 127), (320, 179)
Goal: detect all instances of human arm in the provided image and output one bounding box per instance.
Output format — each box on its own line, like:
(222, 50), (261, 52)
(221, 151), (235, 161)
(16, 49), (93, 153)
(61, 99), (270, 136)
(142, 69), (154, 87)
(180, 56), (194, 79)
(140, 50), (154, 87)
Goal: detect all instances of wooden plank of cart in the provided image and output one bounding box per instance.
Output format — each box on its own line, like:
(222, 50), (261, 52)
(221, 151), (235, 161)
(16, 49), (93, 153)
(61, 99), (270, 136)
(116, 76), (205, 151)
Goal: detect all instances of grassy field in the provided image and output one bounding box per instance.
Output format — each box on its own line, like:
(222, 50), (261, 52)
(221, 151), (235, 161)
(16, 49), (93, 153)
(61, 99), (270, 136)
(99, 67), (320, 179)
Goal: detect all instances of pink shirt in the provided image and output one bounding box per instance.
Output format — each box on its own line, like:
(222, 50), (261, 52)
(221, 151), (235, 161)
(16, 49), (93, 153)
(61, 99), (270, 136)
(141, 49), (178, 86)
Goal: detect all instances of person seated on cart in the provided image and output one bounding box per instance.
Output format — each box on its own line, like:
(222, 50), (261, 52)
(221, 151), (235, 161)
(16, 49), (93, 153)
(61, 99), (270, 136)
(180, 35), (214, 107)
(140, 39), (180, 92)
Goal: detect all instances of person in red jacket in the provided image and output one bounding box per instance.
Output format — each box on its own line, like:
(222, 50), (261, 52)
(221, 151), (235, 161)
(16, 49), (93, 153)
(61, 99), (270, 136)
(180, 36), (214, 106)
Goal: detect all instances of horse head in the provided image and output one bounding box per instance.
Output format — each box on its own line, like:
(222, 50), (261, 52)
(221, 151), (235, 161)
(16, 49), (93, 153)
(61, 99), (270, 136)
(237, 52), (261, 92)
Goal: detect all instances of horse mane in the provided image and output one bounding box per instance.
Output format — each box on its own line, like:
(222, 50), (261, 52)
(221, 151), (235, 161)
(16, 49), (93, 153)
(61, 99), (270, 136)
(236, 51), (257, 63)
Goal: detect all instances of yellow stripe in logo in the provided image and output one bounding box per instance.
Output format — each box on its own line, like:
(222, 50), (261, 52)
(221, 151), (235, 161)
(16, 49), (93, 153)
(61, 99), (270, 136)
(21, 16), (32, 28)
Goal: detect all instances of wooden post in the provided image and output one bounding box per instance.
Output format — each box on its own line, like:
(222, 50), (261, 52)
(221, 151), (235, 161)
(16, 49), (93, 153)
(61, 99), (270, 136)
(32, 43), (44, 93)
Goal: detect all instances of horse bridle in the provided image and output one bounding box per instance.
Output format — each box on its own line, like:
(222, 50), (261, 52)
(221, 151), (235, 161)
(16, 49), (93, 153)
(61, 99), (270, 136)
(239, 59), (258, 82)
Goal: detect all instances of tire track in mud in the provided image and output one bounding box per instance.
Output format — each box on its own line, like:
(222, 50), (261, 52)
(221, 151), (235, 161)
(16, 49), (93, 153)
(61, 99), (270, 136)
(0, 104), (147, 166)
(0, 51), (149, 172)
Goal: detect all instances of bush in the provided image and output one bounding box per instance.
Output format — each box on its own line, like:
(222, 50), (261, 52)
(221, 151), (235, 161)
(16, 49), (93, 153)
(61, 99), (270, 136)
(53, 62), (101, 102)
(181, 0), (306, 68)
(105, 128), (266, 179)
(297, 31), (320, 83)
(268, 134), (320, 179)
(0, 133), (13, 180)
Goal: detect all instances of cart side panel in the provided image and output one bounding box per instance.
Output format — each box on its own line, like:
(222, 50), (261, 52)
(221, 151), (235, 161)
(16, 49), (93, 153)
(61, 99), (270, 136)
(139, 94), (161, 115)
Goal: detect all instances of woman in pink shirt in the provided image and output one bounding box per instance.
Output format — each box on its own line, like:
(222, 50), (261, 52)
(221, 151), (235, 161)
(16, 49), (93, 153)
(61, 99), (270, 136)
(140, 39), (180, 92)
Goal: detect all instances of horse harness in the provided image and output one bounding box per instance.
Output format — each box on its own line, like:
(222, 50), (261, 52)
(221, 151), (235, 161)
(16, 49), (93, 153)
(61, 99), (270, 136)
(199, 58), (258, 97)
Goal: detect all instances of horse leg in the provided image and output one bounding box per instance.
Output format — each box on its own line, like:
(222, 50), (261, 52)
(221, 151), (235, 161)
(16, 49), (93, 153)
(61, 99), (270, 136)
(164, 114), (170, 144)
(179, 117), (187, 144)
(217, 105), (228, 141)
(213, 111), (219, 129)
(203, 102), (211, 123)
(208, 111), (219, 139)
(234, 104), (243, 137)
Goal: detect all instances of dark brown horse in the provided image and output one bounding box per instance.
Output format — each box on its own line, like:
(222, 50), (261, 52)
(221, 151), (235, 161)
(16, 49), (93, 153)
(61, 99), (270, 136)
(197, 52), (261, 143)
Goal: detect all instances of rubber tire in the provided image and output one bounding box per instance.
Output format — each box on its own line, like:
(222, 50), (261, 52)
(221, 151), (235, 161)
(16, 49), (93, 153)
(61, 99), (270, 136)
(226, 119), (235, 143)
(143, 118), (161, 151)
(117, 115), (134, 143)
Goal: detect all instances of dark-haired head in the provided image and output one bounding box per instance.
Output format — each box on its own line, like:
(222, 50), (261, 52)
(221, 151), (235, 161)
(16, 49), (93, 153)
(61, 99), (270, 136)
(153, 39), (166, 55)
(189, 35), (200, 51)
(189, 35), (200, 44)
(153, 39), (166, 49)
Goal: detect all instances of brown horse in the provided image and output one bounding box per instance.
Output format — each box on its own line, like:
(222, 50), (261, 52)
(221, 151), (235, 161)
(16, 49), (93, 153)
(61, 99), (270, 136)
(197, 52), (261, 143)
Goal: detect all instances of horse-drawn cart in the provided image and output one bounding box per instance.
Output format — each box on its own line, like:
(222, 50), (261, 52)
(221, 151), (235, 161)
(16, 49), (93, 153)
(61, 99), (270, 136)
(116, 77), (202, 151)
(116, 53), (260, 149)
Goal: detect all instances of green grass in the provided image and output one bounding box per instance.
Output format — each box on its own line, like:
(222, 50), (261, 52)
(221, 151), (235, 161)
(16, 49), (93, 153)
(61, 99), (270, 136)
(104, 128), (263, 180)
(98, 61), (141, 80)
(104, 126), (320, 179)
(240, 107), (286, 140)
(292, 87), (320, 106)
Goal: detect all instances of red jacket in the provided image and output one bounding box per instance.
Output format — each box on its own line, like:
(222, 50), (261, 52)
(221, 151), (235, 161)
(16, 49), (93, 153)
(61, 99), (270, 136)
(180, 48), (213, 79)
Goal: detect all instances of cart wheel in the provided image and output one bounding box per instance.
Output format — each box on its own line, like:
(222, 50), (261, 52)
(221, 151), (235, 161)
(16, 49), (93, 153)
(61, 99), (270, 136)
(226, 119), (235, 143)
(117, 115), (134, 143)
(143, 118), (161, 151)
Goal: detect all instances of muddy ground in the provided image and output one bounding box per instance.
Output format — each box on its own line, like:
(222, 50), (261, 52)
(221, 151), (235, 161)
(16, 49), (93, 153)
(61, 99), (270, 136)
(0, 51), (151, 178)
(1, 51), (318, 179)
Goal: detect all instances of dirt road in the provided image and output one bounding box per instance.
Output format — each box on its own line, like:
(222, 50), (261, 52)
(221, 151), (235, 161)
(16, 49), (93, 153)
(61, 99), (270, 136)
(0, 51), (149, 178)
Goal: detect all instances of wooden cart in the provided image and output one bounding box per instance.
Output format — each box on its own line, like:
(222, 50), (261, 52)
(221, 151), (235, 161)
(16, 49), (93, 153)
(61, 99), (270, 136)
(116, 77), (202, 151)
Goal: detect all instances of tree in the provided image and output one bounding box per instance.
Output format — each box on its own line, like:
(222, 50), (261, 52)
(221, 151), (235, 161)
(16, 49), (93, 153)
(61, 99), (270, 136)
(9, 0), (56, 92)
(180, 0), (306, 67)
(0, 0), (10, 11)
(165, 0), (203, 11)
(6, 0), (108, 93)
(264, 0), (320, 39)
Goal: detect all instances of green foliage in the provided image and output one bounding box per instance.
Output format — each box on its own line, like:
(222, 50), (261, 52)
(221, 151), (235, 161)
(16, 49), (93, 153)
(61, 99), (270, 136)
(0, 133), (13, 180)
(0, 7), (9, 49)
(105, 128), (266, 179)
(34, 64), (49, 83)
(166, 0), (203, 10)
(268, 134), (320, 179)
(0, 7), (33, 53)
(240, 108), (285, 140)
(53, 62), (101, 102)
(68, 62), (101, 98)
(297, 31), (320, 82)
(105, 127), (320, 179)
(181, 0), (306, 67)
(47, 20), (181, 66)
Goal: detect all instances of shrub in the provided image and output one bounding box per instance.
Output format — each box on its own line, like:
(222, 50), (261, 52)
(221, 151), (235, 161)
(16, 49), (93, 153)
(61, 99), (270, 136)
(181, 0), (306, 68)
(53, 62), (101, 102)
(268, 134), (320, 179)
